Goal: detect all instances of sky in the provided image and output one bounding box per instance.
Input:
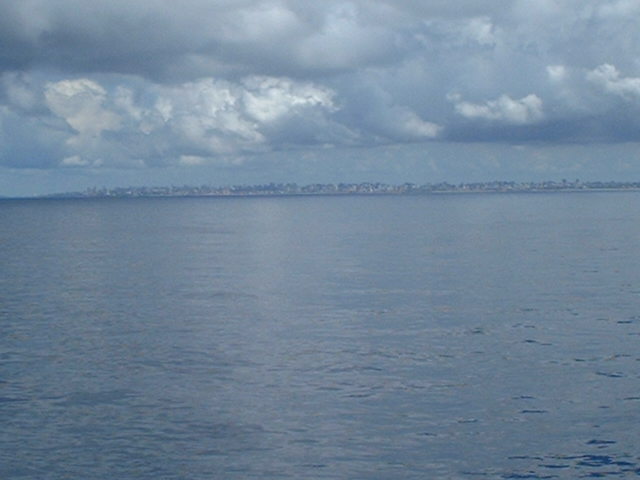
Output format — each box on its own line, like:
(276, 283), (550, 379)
(2, 0), (640, 196)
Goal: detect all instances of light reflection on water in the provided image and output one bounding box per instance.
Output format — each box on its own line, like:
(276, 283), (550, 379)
(1, 193), (640, 479)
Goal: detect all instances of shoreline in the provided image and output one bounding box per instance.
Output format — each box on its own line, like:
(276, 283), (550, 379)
(5, 184), (640, 200)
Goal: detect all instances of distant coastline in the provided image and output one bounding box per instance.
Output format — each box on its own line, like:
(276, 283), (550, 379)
(36, 180), (640, 199)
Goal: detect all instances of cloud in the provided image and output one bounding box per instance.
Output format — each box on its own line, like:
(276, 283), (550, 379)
(0, 68), (450, 169)
(449, 93), (544, 125)
(546, 65), (567, 83)
(2, 0), (640, 176)
(9, 75), (352, 167)
(241, 76), (336, 123)
(462, 17), (497, 46)
(0, 1), (413, 80)
(158, 78), (265, 155)
(587, 64), (640, 99)
(44, 79), (121, 138)
(178, 155), (207, 166)
(292, 3), (402, 72)
(0, 0), (637, 84)
(155, 76), (346, 156)
(1, 73), (40, 112)
(60, 155), (103, 167)
(398, 110), (442, 138)
(597, 0), (640, 18)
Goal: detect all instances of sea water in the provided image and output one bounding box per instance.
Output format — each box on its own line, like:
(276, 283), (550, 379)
(1, 192), (639, 479)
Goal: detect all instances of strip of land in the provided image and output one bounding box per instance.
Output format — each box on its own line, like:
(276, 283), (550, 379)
(45, 180), (640, 198)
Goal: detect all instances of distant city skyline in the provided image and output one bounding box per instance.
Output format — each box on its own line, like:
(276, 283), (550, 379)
(2, 1), (640, 196)
(33, 178), (640, 200)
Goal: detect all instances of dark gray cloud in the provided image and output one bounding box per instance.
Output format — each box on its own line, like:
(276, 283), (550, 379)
(1, 0), (640, 178)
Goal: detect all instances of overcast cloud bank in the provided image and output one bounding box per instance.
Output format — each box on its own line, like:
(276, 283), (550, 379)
(1, 0), (640, 193)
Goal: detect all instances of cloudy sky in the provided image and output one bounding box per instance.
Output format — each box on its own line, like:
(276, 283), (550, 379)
(2, 0), (640, 195)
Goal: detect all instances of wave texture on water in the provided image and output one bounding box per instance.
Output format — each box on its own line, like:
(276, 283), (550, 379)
(1, 193), (640, 479)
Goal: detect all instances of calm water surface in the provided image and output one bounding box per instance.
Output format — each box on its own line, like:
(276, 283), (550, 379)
(1, 193), (639, 479)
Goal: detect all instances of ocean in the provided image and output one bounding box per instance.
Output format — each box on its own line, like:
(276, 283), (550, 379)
(1, 192), (639, 479)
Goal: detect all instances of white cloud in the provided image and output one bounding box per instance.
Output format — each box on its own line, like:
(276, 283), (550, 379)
(113, 86), (142, 121)
(462, 17), (497, 46)
(154, 97), (173, 123)
(241, 76), (336, 123)
(546, 65), (567, 82)
(587, 63), (640, 98)
(150, 76), (339, 155)
(60, 155), (88, 167)
(44, 79), (121, 138)
(60, 155), (102, 167)
(60, 155), (89, 167)
(32, 74), (346, 165)
(449, 93), (544, 124)
(179, 155), (207, 166)
(398, 109), (442, 138)
(158, 78), (264, 154)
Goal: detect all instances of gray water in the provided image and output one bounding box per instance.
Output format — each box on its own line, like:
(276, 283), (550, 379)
(1, 193), (639, 479)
